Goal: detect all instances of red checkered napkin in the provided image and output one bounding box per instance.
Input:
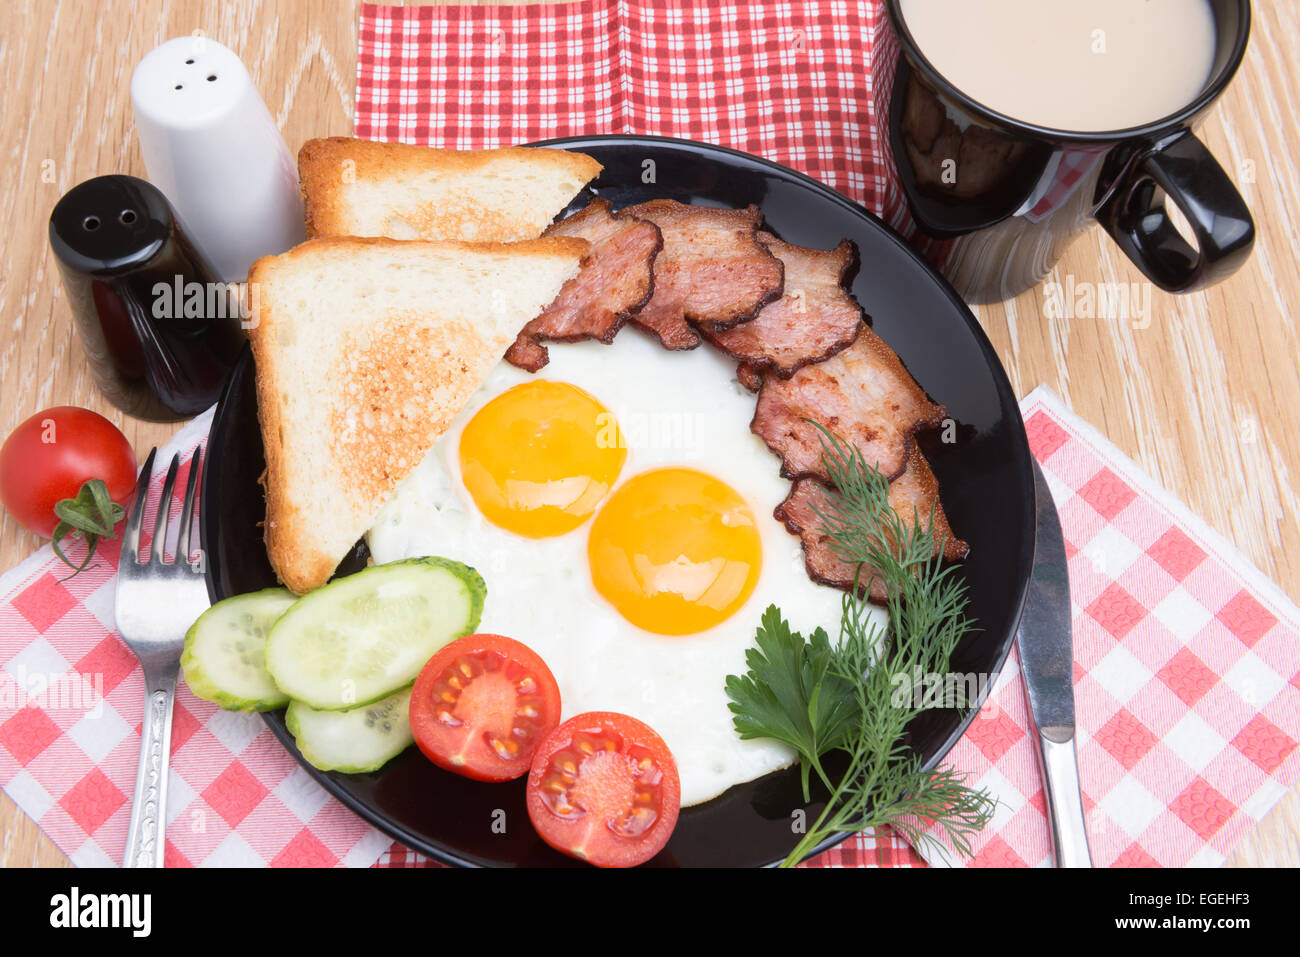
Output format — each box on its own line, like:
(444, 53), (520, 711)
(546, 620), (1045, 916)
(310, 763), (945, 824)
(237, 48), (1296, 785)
(0, 411), (393, 867)
(357, 0), (880, 178)
(359, 1), (895, 220)
(896, 387), (1300, 868)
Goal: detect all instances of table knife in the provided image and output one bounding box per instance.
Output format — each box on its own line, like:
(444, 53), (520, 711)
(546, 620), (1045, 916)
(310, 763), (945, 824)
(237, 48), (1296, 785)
(1017, 460), (1093, 867)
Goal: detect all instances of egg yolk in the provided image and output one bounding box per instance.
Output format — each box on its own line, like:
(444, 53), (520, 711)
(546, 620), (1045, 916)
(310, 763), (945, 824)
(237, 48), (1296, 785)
(459, 381), (627, 538)
(587, 468), (762, 636)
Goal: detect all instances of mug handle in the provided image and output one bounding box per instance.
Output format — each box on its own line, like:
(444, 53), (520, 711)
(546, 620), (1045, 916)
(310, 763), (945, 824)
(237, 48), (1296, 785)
(1095, 130), (1254, 293)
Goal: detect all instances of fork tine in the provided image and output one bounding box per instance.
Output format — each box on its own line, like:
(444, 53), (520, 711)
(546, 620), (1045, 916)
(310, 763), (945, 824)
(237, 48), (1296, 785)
(177, 448), (201, 566)
(150, 454), (181, 565)
(122, 448), (157, 566)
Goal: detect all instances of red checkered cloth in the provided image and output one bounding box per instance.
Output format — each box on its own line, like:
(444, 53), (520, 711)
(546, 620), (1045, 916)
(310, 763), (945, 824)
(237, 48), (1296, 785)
(354, 0), (960, 262)
(904, 387), (1300, 867)
(0, 413), (388, 867)
(356, 0), (890, 218)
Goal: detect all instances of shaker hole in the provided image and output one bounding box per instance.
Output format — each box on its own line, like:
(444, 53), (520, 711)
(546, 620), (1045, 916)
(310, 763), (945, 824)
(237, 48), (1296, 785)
(119, 209), (137, 225)
(174, 84), (183, 90)
(207, 74), (217, 81)
(82, 216), (101, 231)
(185, 58), (195, 64)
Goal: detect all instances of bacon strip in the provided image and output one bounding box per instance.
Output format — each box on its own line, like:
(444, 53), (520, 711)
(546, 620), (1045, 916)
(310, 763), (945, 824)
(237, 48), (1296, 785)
(887, 451), (969, 561)
(774, 450), (969, 604)
(617, 200), (783, 350)
(505, 199), (663, 372)
(750, 325), (946, 482)
(701, 233), (864, 378)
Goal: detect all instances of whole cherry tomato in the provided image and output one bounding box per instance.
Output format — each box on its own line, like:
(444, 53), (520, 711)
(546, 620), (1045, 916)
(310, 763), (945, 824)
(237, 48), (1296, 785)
(0, 406), (136, 538)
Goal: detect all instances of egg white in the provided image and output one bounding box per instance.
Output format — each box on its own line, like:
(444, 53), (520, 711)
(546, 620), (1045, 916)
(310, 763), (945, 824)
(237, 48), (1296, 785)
(367, 330), (886, 807)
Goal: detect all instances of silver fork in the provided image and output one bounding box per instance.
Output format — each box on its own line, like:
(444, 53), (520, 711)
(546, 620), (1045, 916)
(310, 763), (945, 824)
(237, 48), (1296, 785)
(115, 447), (210, 867)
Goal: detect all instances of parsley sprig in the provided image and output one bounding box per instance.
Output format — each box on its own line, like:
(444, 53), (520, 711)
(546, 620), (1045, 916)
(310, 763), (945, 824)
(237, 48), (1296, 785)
(725, 426), (995, 867)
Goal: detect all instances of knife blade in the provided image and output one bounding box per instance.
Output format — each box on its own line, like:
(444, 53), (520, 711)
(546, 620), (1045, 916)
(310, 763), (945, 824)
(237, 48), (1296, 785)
(1017, 460), (1092, 867)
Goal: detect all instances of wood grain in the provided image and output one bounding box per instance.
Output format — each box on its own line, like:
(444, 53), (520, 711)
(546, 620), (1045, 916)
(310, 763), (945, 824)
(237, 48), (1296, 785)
(0, 0), (1295, 868)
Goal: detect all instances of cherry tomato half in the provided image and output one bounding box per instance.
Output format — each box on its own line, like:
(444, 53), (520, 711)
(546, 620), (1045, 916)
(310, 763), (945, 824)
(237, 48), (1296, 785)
(526, 711), (680, 868)
(410, 634), (562, 782)
(0, 406), (136, 538)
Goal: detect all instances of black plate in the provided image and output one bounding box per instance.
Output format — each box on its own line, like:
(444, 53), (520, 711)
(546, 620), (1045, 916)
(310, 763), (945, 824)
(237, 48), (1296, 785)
(202, 135), (1035, 867)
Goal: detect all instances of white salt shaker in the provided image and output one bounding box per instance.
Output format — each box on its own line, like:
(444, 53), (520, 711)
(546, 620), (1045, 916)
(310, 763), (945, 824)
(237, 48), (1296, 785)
(131, 36), (304, 282)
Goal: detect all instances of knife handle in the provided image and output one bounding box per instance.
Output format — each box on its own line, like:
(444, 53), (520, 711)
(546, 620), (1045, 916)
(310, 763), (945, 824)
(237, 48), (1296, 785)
(1036, 729), (1093, 867)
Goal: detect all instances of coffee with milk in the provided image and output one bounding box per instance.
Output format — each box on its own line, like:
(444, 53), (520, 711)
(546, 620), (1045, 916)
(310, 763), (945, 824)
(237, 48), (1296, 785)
(899, 0), (1217, 132)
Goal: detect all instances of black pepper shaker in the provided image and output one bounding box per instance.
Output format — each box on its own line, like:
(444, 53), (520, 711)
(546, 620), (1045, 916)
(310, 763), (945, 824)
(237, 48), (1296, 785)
(48, 174), (246, 422)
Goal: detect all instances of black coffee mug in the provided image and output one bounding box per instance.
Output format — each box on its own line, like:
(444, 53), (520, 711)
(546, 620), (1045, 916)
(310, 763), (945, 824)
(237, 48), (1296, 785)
(873, 0), (1255, 303)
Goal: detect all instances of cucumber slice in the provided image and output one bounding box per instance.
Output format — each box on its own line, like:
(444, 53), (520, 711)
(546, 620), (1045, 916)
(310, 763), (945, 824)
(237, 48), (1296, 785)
(286, 687), (414, 774)
(265, 556), (485, 711)
(181, 587), (297, 712)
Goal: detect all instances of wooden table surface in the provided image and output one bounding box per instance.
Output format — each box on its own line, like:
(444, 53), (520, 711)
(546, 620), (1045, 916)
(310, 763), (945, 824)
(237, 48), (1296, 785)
(1, 0), (1296, 868)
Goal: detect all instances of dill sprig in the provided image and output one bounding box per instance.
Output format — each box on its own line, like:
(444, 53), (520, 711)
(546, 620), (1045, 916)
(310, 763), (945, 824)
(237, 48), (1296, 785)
(726, 426), (995, 867)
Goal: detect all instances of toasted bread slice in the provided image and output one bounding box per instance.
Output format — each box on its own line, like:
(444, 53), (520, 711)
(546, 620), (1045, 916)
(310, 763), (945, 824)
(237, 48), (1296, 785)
(247, 235), (587, 593)
(298, 137), (602, 242)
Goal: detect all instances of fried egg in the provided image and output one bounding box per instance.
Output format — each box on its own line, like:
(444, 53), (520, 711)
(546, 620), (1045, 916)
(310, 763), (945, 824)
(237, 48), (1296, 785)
(367, 330), (883, 806)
